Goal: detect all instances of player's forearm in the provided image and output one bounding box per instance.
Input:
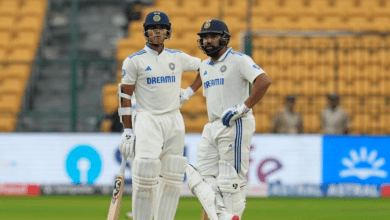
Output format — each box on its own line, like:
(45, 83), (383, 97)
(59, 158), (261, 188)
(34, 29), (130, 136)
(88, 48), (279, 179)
(120, 84), (135, 129)
(244, 73), (271, 108)
(189, 72), (202, 92)
(121, 99), (133, 129)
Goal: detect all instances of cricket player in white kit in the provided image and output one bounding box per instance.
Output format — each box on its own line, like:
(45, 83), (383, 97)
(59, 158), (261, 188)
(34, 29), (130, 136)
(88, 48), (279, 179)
(118, 11), (201, 220)
(183, 19), (271, 220)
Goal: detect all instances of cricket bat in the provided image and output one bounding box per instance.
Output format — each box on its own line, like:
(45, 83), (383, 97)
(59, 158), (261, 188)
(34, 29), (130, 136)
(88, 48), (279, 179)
(107, 156), (127, 220)
(202, 207), (209, 220)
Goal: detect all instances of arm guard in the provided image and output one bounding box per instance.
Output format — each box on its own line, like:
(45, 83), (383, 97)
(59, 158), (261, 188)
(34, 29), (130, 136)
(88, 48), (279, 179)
(117, 83), (133, 123)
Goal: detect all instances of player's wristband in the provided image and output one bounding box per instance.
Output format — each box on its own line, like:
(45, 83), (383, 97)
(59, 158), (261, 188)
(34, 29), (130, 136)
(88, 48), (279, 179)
(124, 128), (133, 134)
(185, 87), (195, 97)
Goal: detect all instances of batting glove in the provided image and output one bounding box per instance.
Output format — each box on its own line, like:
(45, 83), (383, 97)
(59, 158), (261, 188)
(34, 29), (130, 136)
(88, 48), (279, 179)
(179, 87), (195, 106)
(119, 129), (135, 158)
(221, 104), (250, 127)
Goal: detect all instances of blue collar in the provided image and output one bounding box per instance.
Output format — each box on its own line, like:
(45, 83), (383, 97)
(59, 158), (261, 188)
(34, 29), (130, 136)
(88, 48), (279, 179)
(144, 43), (160, 55)
(218, 47), (232, 62)
(207, 47), (232, 66)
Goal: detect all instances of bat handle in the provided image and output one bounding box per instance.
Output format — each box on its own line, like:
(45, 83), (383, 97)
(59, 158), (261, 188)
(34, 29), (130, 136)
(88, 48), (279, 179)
(119, 156), (127, 176)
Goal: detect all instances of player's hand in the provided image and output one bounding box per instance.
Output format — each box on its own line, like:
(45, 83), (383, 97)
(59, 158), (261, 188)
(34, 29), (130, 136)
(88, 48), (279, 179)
(119, 129), (135, 158)
(221, 104), (250, 127)
(179, 87), (195, 106)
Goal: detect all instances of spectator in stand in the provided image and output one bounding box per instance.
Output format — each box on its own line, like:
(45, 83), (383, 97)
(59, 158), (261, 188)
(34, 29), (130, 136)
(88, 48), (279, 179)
(271, 95), (303, 134)
(321, 93), (350, 134)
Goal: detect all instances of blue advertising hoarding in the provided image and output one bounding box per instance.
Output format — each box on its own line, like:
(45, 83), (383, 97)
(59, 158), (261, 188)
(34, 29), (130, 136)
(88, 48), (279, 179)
(323, 136), (390, 184)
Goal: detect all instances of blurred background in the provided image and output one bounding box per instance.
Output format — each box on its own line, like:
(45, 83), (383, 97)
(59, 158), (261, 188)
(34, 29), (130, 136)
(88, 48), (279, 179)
(1, 0), (390, 219)
(0, 0), (389, 134)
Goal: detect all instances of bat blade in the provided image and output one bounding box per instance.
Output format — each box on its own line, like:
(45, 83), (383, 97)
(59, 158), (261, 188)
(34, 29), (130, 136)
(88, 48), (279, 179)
(107, 156), (127, 220)
(107, 175), (125, 220)
(201, 207), (209, 220)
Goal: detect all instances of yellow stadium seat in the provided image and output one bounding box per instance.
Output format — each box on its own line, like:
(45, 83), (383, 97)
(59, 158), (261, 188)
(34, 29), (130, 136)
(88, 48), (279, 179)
(103, 93), (118, 114)
(336, 36), (357, 49)
(100, 118), (112, 133)
(312, 64), (335, 82)
(337, 80), (355, 96)
(223, 16), (247, 36)
(164, 39), (191, 51)
(103, 84), (119, 114)
(193, 49), (208, 61)
(0, 15), (16, 32)
(346, 16), (374, 31)
(340, 96), (358, 115)
(8, 48), (35, 63)
(116, 47), (141, 62)
(0, 114), (17, 132)
(116, 37), (145, 61)
(181, 32), (200, 49)
(317, 16), (349, 30)
(272, 16), (297, 30)
(351, 114), (371, 134)
(0, 48), (7, 63)
(180, 95), (207, 114)
(382, 114), (390, 133)
(183, 114), (209, 133)
(10, 31), (39, 49)
(251, 15), (276, 30)
(303, 114), (320, 133)
(317, 80), (335, 96)
(254, 113), (271, 133)
(353, 80), (371, 96)
(170, 16), (197, 33)
(182, 71), (197, 83)
(222, 0), (247, 19)
(0, 94), (22, 114)
(20, 3), (46, 16)
(331, 0), (370, 17)
(338, 64), (356, 83)
(252, 0), (281, 17)
(140, 6), (161, 20)
(0, 78), (25, 95)
(200, 0), (220, 17)
(0, 31), (11, 49)
(0, 0), (19, 16)
(295, 15), (321, 30)
(2, 64), (31, 81)
(338, 49), (357, 65)
(22, 0), (47, 7)
(16, 15), (43, 32)
(116, 69), (122, 83)
(128, 21), (144, 36)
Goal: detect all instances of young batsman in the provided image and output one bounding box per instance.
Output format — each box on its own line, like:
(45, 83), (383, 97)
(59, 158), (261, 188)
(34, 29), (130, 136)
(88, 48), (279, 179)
(183, 19), (271, 220)
(118, 11), (201, 220)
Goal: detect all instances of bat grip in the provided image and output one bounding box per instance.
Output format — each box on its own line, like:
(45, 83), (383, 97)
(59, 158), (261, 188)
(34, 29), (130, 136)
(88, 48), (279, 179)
(119, 156), (127, 176)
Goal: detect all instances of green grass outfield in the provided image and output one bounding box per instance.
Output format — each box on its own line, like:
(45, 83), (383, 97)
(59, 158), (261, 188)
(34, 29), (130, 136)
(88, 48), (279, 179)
(0, 195), (389, 220)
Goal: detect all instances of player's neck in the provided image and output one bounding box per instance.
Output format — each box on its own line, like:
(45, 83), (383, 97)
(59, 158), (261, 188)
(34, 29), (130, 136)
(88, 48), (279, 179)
(147, 43), (164, 54)
(210, 47), (227, 63)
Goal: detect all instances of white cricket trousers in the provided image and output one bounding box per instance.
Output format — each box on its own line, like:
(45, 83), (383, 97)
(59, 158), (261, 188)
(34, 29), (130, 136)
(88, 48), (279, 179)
(134, 109), (185, 159)
(196, 115), (256, 186)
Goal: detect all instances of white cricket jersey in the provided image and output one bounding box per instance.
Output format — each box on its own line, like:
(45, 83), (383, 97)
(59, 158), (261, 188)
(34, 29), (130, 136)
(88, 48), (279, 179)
(200, 47), (266, 122)
(121, 44), (201, 114)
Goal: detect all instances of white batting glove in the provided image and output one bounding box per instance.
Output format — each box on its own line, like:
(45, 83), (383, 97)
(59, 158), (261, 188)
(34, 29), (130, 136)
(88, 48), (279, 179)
(119, 129), (135, 158)
(221, 104), (250, 127)
(179, 87), (195, 106)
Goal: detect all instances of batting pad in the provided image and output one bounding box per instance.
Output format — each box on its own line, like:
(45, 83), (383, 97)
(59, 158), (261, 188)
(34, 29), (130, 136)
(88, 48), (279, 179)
(154, 155), (187, 220)
(132, 158), (161, 220)
(217, 160), (246, 218)
(186, 164), (219, 220)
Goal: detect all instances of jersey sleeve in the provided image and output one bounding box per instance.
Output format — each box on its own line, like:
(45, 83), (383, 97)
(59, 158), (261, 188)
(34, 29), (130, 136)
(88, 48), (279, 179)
(121, 57), (138, 85)
(239, 55), (266, 84)
(181, 53), (201, 72)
